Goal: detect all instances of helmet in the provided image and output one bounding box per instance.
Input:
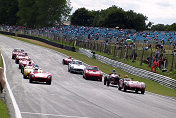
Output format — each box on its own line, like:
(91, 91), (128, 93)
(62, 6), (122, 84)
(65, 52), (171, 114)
(125, 75), (128, 78)
(69, 56), (72, 59)
(112, 69), (116, 73)
(35, 65), (39, 67)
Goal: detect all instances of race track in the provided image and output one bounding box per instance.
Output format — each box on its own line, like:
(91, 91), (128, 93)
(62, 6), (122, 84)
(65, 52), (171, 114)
(0, 35), (176, 118)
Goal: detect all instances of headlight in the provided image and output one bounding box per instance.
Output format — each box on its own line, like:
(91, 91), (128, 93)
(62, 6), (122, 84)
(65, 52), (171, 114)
(48, 75), (51, 79)
(141, 84), (145, 88)
(32, 75), (35, 78)
(125, 82), (129, 86)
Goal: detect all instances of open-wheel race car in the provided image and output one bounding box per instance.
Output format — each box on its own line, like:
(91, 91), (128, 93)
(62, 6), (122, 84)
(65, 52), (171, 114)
(19, 58), (35, 69)
(118, 78), (146, 94)
(83, 66), (103, 81)
(29, 68), (52, 85)
(62, 56), (73, 65)
(23, 64), (41, 78)
(15, 52), (29, 64)
(12, 49), (24, 59)
(104, 72), (121, 87)
(68, 60), (85, 74)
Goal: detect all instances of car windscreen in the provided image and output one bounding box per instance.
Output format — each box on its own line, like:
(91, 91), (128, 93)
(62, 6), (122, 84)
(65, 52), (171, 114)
(87, 67), (98, 71)
(72, 61), (82, 65)
(124, 78), (131, 81)
(14, 49), (24, 52)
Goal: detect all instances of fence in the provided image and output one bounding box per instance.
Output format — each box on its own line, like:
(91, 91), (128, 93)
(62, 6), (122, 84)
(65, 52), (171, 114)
(79, 48), (176, 89)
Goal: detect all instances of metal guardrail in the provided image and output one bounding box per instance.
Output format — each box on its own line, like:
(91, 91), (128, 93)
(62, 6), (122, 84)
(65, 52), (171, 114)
(79, 48), (176, 89)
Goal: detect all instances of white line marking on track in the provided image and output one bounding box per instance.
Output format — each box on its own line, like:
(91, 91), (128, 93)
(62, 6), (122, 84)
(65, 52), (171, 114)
(2, 54), (22, 118)
(21, 112), (90, 118)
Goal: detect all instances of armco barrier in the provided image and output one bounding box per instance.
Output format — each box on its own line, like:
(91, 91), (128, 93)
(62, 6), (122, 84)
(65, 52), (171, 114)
(79, 48), (176, 89)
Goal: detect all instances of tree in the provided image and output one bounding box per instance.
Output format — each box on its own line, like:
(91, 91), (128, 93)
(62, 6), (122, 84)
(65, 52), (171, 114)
(146, 21), (153, 30)
(104, 9), (126, 28)
(71, 8), (94, 26)
(17, 0), (71, 27)
(17, 0), (37, 27)
(151, 24), (166, 31)
(0, 0), (18, 25)
(168, 23), (176, 31)
(71, 5), (148, 30)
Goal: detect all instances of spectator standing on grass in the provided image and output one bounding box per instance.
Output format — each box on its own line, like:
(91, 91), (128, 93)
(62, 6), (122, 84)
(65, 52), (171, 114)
(151, 59), (159, 73)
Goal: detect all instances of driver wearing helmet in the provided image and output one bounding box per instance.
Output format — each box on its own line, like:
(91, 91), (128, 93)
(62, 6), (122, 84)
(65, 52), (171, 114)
(112, 69), (116, 74)
(69, 56), (72, 59)
(125, 75), (128, 78)
(34, 65), (39, 72)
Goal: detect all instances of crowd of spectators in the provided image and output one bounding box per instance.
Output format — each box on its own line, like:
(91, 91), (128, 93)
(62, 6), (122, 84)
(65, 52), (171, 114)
(1, 25), (176, 46)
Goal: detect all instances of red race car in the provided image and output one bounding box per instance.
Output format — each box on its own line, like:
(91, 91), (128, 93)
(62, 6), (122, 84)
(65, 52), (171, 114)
(62, 56), (73, 65)
(12, 49), (24, 59)
(19, 58), (34, 69)
(104, 73), (121, 87)
(83, 66), (103, 81)
(29, 69), (52, 85)
(118, 78), (146, 94)
(15, 52), (29, 64)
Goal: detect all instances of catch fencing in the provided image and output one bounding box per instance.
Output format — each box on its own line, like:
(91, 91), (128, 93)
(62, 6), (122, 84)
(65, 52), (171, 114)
(79, 48), (176, 89)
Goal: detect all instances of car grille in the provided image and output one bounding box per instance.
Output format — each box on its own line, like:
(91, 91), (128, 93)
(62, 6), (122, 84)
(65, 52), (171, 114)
(89, 76), (100, 79)
(35, 78), (47, 81)
(73, 69), (83, 72)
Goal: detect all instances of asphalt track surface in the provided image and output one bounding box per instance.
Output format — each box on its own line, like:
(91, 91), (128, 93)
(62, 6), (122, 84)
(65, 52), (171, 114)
(0, 35), (176, 118)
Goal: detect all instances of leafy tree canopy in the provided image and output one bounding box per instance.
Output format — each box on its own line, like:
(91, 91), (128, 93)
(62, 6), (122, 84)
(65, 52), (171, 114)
(71, 5), (147, 31)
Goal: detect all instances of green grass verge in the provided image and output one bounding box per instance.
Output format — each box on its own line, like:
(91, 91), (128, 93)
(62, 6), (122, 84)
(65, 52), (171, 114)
(0, 99), (10, 118)
(0, 54), (3, 67)
(6, 35), (176, 97)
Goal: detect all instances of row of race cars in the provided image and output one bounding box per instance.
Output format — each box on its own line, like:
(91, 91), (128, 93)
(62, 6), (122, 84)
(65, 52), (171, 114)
(63, 57), (146, 94)
(11, 48), (145, 93)
(12, 49), (52, 85)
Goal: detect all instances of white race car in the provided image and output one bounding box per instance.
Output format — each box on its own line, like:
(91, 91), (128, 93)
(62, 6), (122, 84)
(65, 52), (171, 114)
(68, 60), (85, 74)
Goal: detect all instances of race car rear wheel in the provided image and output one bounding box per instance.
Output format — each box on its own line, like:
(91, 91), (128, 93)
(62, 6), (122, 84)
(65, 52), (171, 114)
(107, 79), (110, 86)
(21, 68), (24, 74)
(23, 75), (27, 79)
(104, 77), (107, 85)
(19, 65), (21, 69)
(70, 69), (73, 73)
(62, 59), (65, 65)
(123, 85), (126, 92)
(118, 86), (121, 90)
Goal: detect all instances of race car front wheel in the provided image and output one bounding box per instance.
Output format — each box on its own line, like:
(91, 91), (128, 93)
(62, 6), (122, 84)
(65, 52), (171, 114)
(29, 78), (33, 83)
(141, 90), (145, 94)
(46, 80), (51, 85)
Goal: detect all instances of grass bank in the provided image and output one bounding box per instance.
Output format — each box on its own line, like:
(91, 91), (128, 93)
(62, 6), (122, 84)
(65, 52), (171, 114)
(6, 35), (176, 97)
(0, 50), (10, 118)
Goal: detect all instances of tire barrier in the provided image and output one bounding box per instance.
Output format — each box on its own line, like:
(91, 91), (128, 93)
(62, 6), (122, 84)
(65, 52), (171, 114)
(0, 31), (15, 36)
(0, 31), (76, 52)
(16, 34), (76, 52)
(79, 48), (176, 89)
